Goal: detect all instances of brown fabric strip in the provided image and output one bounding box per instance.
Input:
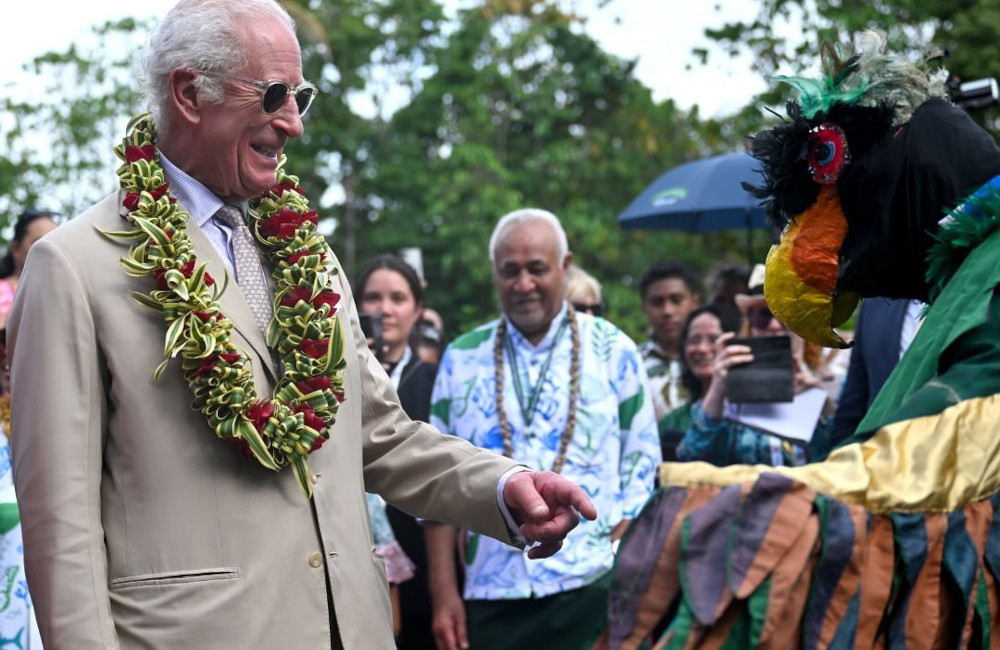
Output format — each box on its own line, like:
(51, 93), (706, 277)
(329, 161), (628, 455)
(620, 486), (721, 650)
(903, 514), (947, 648)
(962, 501), (993, 648)
(733, 482), (816, 600)
(855, 515), (895, 648)
(759, 514), (820, 647)
(817, 504), (869, 650)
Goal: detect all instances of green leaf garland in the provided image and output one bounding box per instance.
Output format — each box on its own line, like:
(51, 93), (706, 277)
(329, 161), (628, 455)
(103, 113), (346, 498)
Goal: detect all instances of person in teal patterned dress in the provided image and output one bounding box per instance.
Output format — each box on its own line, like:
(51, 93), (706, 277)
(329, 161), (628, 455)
(425, 209), (660, 650)
(0, 431), (41, 648)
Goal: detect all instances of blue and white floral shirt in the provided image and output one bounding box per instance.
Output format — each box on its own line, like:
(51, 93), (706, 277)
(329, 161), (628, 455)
(430, 302), (659, 600)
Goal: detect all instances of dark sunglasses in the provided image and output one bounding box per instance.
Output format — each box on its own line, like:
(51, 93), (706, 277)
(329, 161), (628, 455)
(203, 72), (318, 116)
(747, 304), (776, 329)
(572, 302), (604, 317)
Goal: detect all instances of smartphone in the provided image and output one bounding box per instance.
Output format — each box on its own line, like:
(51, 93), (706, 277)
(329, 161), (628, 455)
(359, 312), (384, 363)
(725, 335), (794, 403)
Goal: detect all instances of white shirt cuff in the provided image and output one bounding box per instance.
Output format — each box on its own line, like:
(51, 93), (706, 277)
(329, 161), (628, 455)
(496, 465), (531, 547)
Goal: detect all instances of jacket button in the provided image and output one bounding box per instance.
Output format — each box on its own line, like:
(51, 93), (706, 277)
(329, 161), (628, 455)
(308, 552), (323, 568)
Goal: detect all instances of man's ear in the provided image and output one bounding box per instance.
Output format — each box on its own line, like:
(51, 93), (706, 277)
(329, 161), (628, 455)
(168, 69), (203, 125)
(562, 251), (574, 270)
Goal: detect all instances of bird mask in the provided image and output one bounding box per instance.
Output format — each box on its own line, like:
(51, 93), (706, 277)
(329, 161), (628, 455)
(747, 32), (1000, 348)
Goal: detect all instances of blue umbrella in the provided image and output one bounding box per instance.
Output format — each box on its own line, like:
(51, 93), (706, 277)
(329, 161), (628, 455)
(617, 152), (768, 232)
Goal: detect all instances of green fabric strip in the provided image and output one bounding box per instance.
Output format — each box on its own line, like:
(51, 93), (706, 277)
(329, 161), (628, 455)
(853, 226), (1000, 438)
(747, 575), (771, 648)
(975, 570), (991, 649)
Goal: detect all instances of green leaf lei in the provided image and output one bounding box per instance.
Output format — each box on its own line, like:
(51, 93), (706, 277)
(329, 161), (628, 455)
(102, 113), (346, 498)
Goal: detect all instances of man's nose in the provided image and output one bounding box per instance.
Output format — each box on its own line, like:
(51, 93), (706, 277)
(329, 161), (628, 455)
(514, 272), (536, 292)
(274, 98), (305, 138)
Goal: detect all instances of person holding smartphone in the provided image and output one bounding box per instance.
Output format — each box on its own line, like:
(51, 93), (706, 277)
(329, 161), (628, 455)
(354, 254), (440, 649)
(676, 265), (833, 467)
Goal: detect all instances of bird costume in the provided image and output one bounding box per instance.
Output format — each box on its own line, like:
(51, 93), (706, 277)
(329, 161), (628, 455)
(604, 32), (1000, 649)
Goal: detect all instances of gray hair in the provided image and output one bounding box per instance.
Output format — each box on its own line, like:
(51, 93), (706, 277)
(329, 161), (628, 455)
(140, 0), (296, 134)
(488, 208), (569, 265)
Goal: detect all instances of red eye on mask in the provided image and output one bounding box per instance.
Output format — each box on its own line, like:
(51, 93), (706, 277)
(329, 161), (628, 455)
(807, 123), (850, 185)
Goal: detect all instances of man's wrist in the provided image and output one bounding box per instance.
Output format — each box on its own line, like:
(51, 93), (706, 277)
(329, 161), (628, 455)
(496, 465), (531, 546)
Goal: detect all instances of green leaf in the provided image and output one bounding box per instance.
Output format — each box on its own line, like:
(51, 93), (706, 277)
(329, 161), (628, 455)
(129, 292), (164, 312)
(292, 457), (314, 499)
(163, 313), (188, 356)
(131, 216), (171, 248)
(237, 418), (279, 471)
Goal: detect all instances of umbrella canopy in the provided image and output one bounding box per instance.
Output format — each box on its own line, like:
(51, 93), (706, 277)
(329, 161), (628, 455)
(618, 152), (769, 232)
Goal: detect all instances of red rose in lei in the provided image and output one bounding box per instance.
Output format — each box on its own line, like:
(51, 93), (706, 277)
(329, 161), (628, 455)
(300, 338), (330, 359)
(285, 249), (327, 266)
(280, 286), (340, 313)
(260, 208), (319, 239)
(191, 355), (219, 378)
(123, 183), (171, 212)
(296, 375), (332, 395)
(246, 400), (276, 434)
(313, 291), (340, 312)
(280, 286), (314, 308)
(152, 259), (215, 290)
(125, 145), (156, 163)
(297, 403), (326, 433)
(270, 181), (306, 196)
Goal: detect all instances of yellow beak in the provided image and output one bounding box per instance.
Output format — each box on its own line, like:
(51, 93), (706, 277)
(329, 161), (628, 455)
(763, 186), (859, 349)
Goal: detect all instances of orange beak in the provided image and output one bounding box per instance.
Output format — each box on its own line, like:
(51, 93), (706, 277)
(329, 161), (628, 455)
(764, 186), (859, 348)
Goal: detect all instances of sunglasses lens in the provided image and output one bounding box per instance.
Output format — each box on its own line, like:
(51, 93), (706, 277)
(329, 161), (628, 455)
(294, 88), (317, 116)
(262, 83), (290, 113)
(573, 303), (603, 317)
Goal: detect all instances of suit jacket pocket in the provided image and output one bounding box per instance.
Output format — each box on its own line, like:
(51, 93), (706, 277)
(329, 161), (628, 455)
(109, 567), (241, 590)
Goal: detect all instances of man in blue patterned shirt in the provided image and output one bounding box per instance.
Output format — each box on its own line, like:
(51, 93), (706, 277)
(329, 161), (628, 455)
(426, 209), (659, 650)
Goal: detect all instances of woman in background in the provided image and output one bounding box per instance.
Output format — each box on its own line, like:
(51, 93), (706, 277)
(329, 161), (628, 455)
(355, 254), (438, 649)
(658, 303), (742, 461)
(0, 207), (58, 650)
(565, 263), (604, 317)
(0, 209), (59, 396)
(676, 265), (834, 467)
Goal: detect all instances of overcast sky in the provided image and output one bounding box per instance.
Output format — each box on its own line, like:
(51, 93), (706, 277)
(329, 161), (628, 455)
(1, 0), (768, 118)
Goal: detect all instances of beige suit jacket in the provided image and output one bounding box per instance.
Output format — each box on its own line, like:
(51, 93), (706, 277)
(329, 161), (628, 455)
(7, 194), (519, 649)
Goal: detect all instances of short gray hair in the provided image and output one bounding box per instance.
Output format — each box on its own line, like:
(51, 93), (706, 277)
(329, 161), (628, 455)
(488, 208), (569, 265)
(140, 0), (296, 134)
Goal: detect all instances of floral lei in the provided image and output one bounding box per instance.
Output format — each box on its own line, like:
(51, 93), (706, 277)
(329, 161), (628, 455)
(103, 113), (346, 498)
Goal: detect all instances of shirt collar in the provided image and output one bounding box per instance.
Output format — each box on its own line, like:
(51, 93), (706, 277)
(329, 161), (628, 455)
(159, 152), (248, 225)
(640, 336), (673, 361)
(503, 301), (569, 351)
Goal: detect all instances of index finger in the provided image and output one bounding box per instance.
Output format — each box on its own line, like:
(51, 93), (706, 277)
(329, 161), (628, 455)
(551, 480), (597, 521)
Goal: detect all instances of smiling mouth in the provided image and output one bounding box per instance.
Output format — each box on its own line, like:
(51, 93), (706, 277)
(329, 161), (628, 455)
(251, 144), (280, 160)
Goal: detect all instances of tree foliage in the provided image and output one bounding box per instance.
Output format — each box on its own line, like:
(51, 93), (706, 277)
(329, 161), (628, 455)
(0, 19), (147, 222)
(2, 1), (768, 340)
(701, 0), (1000, 136)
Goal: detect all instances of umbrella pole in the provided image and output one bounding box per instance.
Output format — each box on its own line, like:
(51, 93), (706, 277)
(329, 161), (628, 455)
(745, 213), (754, 267)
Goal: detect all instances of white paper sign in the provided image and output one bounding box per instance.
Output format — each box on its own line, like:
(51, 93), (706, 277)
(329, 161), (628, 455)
(722, 387), (827, 443)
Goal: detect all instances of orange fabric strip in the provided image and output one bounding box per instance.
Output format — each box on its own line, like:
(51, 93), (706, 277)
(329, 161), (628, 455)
(817, 504), (869, 650)
(855, 516), (895, 648)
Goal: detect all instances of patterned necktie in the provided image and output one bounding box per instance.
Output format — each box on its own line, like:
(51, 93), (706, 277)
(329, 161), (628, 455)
(214, 204), (273, 334)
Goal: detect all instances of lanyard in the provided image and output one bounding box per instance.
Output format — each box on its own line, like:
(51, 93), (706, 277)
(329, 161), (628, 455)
(504, 317), (569, 427)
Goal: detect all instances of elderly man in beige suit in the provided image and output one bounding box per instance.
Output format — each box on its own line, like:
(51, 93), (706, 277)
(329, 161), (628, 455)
(6, 1), (595, 648)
